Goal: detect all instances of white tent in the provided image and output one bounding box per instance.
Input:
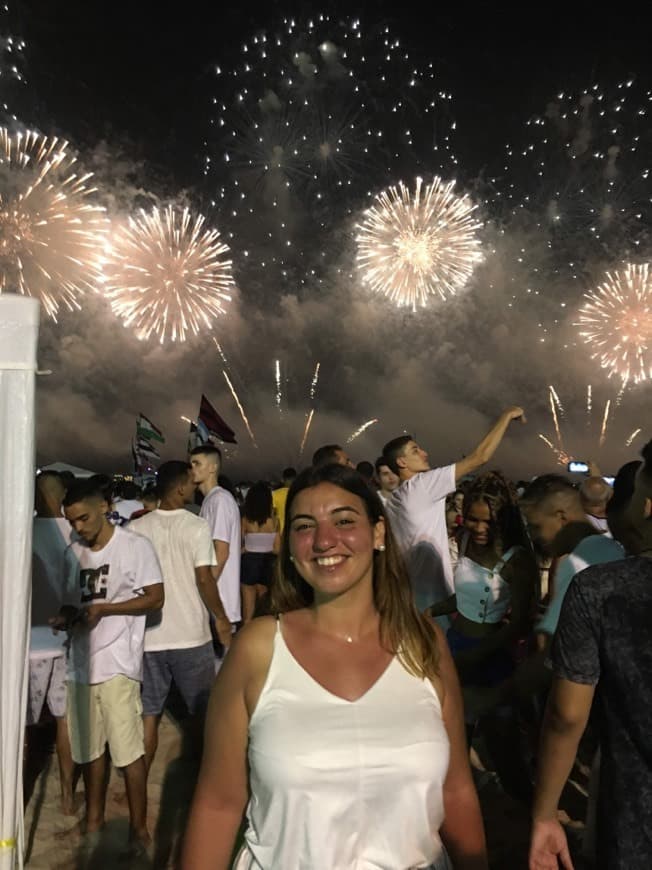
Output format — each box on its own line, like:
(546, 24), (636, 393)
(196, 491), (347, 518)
(0, 296), (39, 869)
(41, 461), (96, 479)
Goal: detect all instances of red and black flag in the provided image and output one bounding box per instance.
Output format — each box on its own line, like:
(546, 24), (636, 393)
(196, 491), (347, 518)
(198, 394), (237, 444)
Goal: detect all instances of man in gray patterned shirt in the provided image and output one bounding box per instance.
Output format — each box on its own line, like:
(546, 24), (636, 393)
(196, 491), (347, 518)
(529, 441), (652, 870)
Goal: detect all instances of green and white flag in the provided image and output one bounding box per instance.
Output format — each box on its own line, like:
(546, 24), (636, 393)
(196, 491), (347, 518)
(137, 413), (165, 443)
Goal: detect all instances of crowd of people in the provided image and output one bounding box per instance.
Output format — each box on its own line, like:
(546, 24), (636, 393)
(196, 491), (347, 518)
(26, 408), (652, 869)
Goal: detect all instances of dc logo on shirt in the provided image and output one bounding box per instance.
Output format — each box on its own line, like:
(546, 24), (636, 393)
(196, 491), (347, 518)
(80, 565), (109, 603)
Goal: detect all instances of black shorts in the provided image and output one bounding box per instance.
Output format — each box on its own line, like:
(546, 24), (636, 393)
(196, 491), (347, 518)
(241, 552), (276, 587)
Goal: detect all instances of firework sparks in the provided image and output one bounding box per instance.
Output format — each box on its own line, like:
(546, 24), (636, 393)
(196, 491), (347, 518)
(212, 337), (229, 367)
(538, 434), (556, 452)
(102, 204), (234, 343)
(275, 359), (282, 413)
(299, 409), (315, 456)
(346, 418), (378, 444)
(548, 385), (565, 418)
(223, 369), (257, 448)
(537, 433), (571, 468)
(356, 176), (482, 311)
(625, 428), (641, 447)
(578, 263), (652, 386)
(599, 399), (611, 448)
(206, 15), (459, 291)
(615, 382), (627, 407)
(586, 384), (592, 426)
(310, 362), (320, 402)
(540, 385), (622, 465)
(548, 390), (564, 450)
(0, 128), (108, 319)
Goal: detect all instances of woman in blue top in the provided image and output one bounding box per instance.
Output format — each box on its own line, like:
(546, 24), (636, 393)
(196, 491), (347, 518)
(431, 472), (537, 801)
(432, 472), (535, 682)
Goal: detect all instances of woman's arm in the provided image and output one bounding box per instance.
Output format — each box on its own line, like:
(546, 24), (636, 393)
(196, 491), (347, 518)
(432, 622), (489, 869)
(182, 621), (272, 869)
(430, 594), (457, 617)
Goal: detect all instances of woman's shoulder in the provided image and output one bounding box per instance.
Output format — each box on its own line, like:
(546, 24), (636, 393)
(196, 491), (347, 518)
(217, 617), (279, 718)
(225, 616), (278, 674)
(235, 615), (278, 650)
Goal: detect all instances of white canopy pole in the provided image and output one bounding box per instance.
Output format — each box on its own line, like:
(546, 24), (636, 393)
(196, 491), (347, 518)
(0, 296), (40, 870)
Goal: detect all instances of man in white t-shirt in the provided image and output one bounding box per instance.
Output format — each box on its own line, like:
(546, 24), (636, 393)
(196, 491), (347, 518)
(131, 461), (232, 772)
(54, 480), (164, 854)
(190, 445), (242, 627)
(382, 406), (526, 613)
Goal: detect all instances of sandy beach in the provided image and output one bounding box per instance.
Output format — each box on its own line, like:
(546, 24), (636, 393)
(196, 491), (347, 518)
(23, 713), (589, 868)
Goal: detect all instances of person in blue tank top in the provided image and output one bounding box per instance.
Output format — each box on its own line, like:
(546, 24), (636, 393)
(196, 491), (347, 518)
(430, 472), (536, 681)
(431, 471), (537, 801)
(183, 463), (489, 870)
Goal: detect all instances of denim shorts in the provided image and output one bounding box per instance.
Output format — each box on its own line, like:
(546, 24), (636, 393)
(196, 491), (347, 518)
(141, 641), (215, 717)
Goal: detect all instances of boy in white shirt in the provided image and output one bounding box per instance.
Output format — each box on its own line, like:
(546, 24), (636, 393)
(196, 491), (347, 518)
(190, 445), (242, 628)
(54, 480), (164, 854)
(382, 406), (526, 613)
(132, 461), (231, 771)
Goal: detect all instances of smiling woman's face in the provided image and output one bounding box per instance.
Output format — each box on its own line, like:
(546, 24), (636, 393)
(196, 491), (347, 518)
(288, 482), (385, 601)
(464, 499), (493, 547)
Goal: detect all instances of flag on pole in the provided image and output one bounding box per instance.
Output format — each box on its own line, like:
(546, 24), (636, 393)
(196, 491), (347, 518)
(137, 413), (165, 443)
(136, 437), (160, 461)
(199, 394), (237, 444)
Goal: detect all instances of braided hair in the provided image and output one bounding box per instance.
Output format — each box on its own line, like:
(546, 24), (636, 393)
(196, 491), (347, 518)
(463, 471), (529, 553)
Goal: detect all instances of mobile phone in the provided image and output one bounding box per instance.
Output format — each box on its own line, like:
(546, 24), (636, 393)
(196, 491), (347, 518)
(567, 461), (589, 474)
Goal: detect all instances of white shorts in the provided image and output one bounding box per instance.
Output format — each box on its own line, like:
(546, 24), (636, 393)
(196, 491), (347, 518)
(27, 656), (67, 725)
(67, 675), (144, 767)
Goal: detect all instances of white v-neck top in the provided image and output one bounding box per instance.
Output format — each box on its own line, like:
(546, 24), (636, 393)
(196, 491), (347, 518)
(235, 620), (451, 870)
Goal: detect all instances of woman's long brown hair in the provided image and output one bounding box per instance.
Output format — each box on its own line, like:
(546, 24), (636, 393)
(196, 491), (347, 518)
(270, 464), (440, 681)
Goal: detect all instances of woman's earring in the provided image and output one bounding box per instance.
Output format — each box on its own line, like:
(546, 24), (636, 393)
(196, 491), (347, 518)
(377, 544), (386, 552)
(289, 555), (294, 562)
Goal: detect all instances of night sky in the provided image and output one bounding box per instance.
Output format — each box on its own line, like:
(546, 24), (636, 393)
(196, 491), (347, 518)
(15, 3), (651, 183)
(6, 1), (652, 476)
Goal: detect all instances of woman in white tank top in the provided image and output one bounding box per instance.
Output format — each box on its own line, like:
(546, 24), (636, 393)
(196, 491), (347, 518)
(183, 464), (488, 870)
(241, 482), (281, 623)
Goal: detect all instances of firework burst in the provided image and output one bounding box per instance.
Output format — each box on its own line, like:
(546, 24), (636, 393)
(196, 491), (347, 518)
(101, 205), (234, 343)
(578, 263), (652, 386)
(0, 128), (107, 319)
(489, 81), (652, 343)
(206, 14), (458, 291)
(356, 176), (482, 310)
